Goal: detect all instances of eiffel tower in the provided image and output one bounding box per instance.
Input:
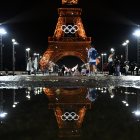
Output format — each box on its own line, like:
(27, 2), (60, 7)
(40, 0), (92, 70)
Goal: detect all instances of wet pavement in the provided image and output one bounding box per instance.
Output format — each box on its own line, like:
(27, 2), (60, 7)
(0, 75), (140, 89)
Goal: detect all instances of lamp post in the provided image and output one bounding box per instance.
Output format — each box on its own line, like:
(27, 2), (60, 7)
(0, 27), (7, 72)
(12, 39), (18, 76)
(26, 48), (30, 59)
(101, 53), (107, 73)
(122, 40), (129, 62)
(133, 25), (140, 67)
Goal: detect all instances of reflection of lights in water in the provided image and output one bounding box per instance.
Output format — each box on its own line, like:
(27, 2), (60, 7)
(132, 89), (140, 117)
(12, 102), (19, 108)
(26, 94), (31, 99)
(125, 103), (129, 106)
(34, 87), (43, 95)
(12, 104), (16, 108)
(61, 112), (79, 121)
(110, 94), (114, 98)
(86, 88), (97, 102)
(122, 99), (129, 106)
(108, 86), (115, 98)
(96, 87), (107, 93)
(0, 91), (8, 122)
(121, 88), (129, 106)
(26, 87), (43, 99)
(124, 92), (136, 95)
(55, 89), (60, 95)
(12, 89), (19, 108)
(26, 88), (31, 100)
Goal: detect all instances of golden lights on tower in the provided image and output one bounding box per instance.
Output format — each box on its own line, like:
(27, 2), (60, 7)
(62, 0), (79, 5)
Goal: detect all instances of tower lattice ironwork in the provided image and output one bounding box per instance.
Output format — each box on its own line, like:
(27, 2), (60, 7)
(40, 0), (92, 70)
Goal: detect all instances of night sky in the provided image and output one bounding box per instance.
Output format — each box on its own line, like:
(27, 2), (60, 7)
(0, 0), (140, 70)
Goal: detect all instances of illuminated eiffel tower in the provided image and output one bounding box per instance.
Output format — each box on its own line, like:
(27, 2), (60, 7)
(40, 0), (92, 70)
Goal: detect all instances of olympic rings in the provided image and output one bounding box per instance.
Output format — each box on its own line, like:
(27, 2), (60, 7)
(61, 25), (79, 34)
(61, 112), (79, 121)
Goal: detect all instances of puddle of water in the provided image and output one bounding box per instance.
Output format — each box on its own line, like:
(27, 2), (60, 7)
(0, 87), (140, 139)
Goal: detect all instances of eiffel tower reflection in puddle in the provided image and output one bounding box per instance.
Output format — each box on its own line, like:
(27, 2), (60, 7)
(43, 87), (97, 138)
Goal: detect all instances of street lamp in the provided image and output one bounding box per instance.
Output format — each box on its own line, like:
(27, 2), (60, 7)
(12, 39), (18, 75)
(122, 40), (129, 62)
(133, 25), (140, 66)
(101, 53), (107, 73)
(0, 27), (7, 72)
(26, 48), (30, 59)
(110, 48), (115, 53)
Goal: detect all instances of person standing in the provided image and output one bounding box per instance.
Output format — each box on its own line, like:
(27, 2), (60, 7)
(87, 44), (98, 76)
(32, 56), (38, 75)
(61, 65), (65, 76)
(108, 53), (115, 75)
(26, 57), (32, 75)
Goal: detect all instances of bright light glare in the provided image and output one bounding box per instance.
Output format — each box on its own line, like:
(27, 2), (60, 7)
(13, 42), (18, 45)
(122, 42), (127, 46)
(110, 94), (114, 98)
(126, 40), (129, 43)
(12, 39), (18, 45)
(26, 48), (30, 51)
(133, 29), (140, 37)
(101, 53), (107, 56)
(122, 100), (127, 104)
(12, 39), (15, 42)
(122, 40), (129, 46)
(110, 48), (115, 52)
(34, 53), (39, 56)
(0, 112), (8, 118)
(12, 104), (16, 108)
(0, 28), (7, 35)
(133, 110), (140, 116)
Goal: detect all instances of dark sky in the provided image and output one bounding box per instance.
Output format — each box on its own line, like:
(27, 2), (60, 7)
(0, 0), (140, 70)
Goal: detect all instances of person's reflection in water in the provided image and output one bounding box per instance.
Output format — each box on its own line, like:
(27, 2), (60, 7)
(86, 88), (97, 102)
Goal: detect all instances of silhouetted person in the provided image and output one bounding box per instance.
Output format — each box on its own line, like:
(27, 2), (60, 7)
(136, 64), (139, 76)
(61, 65), (65, 76)
(26, 57), (32, 75)
(130, 63), (135, 75)
(108, 53), (115, 75)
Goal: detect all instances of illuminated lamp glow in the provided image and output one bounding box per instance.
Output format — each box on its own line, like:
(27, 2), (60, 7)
(133, 29), (140, 37)
(0, 112), (8, 118)
(132, 110), (140, 116)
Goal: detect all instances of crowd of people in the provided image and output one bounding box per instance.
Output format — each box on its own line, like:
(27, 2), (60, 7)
(107, 53), (139, 76)
(26, 56), (39, 75)
(25, 43), (139, 76)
